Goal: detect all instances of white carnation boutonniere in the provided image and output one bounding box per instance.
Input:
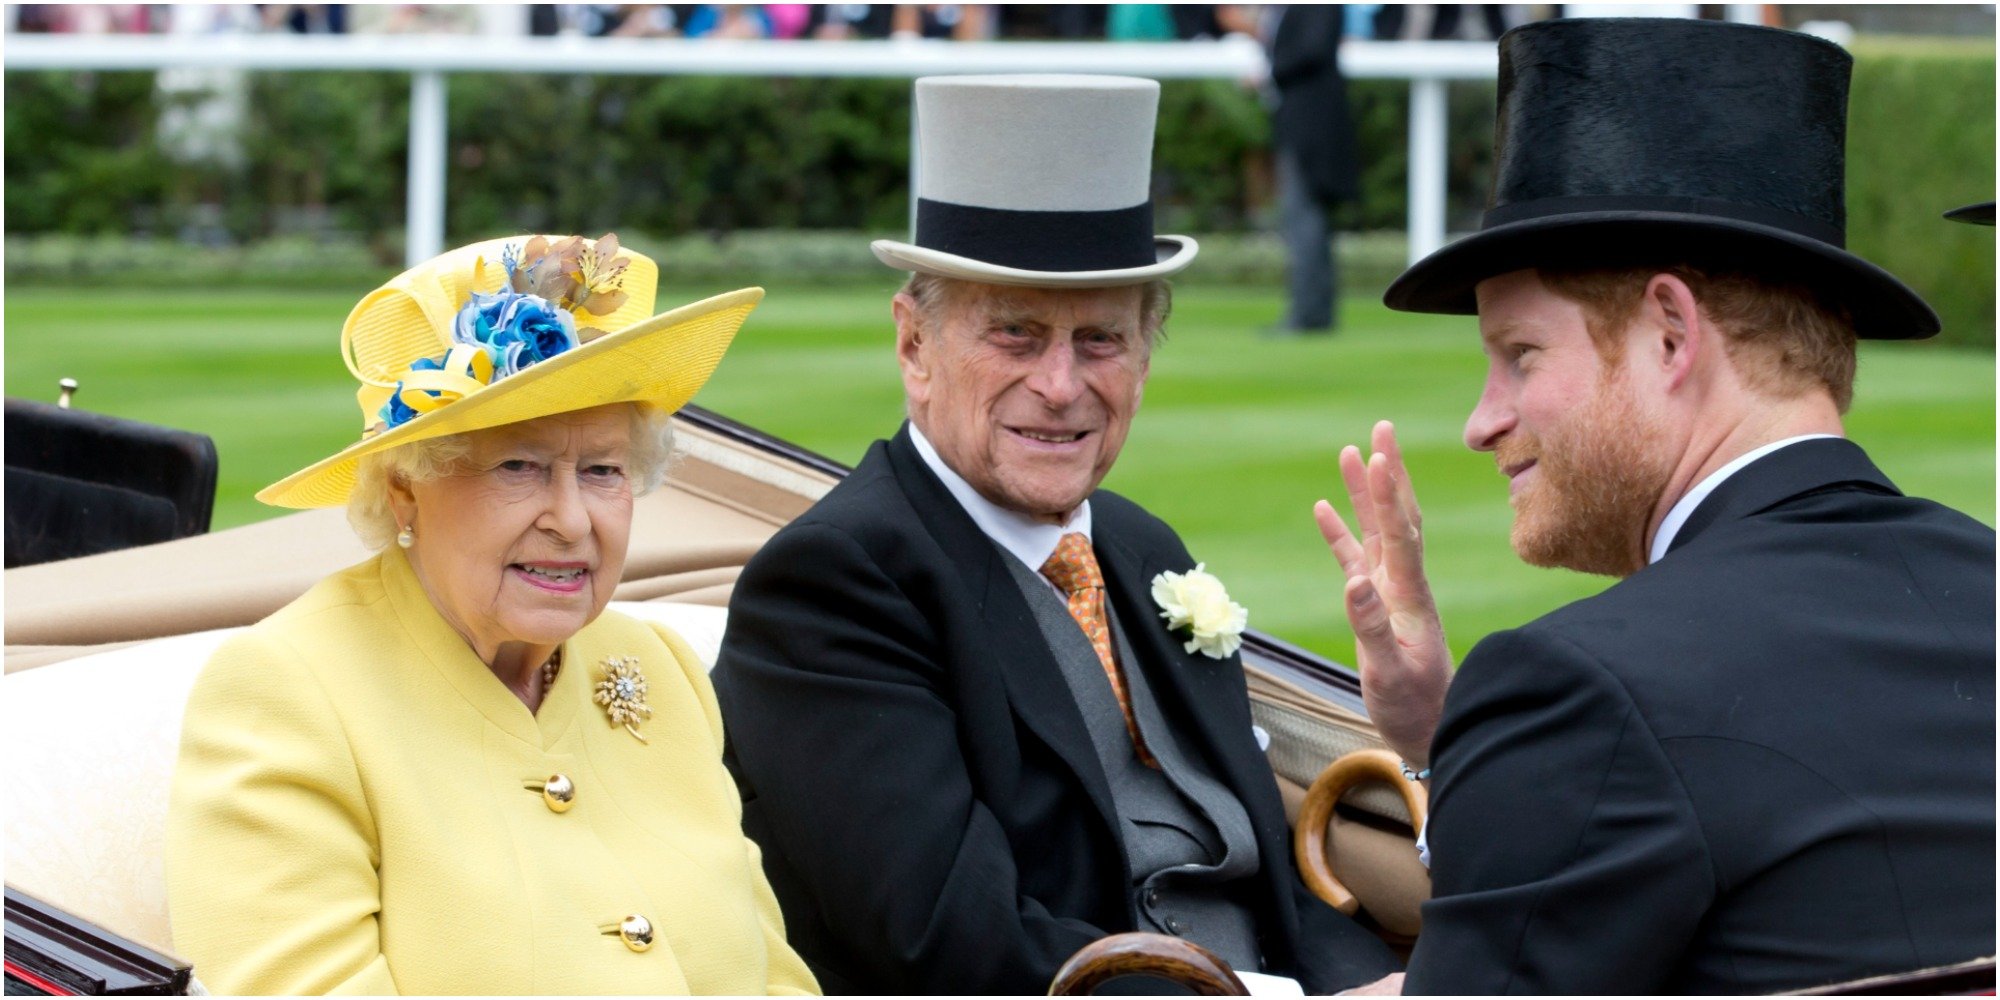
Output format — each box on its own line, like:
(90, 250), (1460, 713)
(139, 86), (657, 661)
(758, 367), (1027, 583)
(1151, 563), (1249, 660)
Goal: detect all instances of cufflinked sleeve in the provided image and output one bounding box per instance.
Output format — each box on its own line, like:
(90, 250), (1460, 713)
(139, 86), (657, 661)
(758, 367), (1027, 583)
(1403, 628), (1715, 995)
(165, 629), (399, 996)
(647, 620), (821, 996)
(713, 521), (1104, 995)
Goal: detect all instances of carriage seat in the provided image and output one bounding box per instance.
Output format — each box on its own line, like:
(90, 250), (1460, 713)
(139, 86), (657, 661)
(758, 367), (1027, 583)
(4, 398), (220, 569)
(0, 600), (729, 957)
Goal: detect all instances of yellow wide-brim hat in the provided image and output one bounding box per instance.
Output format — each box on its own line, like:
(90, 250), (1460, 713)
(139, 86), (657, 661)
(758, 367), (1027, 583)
(259, 234), (761, 509)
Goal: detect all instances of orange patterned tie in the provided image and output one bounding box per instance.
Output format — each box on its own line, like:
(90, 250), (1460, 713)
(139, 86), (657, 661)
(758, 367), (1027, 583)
(1041, 532), (1157, 767)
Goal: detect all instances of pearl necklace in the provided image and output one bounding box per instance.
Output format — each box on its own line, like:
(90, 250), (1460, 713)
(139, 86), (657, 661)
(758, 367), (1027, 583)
(540, 646), (563, 692)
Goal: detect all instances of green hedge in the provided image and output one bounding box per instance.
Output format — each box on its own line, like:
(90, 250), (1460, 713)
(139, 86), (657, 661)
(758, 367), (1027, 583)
(4, 41), (1991, 344)
(0, 229), (1415, 293)
(2, 70), (1486, 246)
(3, 69), (175, 236)
(1845, 39), (1995, 349)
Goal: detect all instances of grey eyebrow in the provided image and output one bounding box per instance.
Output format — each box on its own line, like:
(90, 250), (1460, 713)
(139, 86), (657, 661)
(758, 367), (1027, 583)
(978, 307), (1044, 329)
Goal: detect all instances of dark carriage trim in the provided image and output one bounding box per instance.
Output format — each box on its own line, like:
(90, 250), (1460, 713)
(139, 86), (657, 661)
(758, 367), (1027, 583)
(4, 886), (190, 995)
(1792, 956), (1997, 996)
(677, 405), (1370, 709)
(677, 404), (856, 481)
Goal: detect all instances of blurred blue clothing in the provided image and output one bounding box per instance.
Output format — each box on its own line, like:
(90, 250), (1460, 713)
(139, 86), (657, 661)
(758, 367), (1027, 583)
(1344, 4), (1380, 39)
(682, 4), (773, 38)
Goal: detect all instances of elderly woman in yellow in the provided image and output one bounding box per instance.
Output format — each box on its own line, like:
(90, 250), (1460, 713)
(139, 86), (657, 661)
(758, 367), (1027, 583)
(164, 234), (819, 996)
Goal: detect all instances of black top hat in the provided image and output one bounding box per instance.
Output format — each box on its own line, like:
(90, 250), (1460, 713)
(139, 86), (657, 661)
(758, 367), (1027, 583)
(1945, 202), (1995, 226)
(1385, 18), (1939, 340)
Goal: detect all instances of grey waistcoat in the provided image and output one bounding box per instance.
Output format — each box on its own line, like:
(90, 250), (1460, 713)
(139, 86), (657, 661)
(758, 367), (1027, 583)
(1003, 556), (1264, 971)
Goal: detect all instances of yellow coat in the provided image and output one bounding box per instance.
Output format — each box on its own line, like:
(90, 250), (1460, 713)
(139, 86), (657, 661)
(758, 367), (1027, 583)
(165, 549), (819, 996)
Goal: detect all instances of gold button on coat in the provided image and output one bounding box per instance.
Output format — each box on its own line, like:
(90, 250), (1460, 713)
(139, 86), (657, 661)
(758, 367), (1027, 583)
(539, 773), (575, 813)
(610, 914), (653, 952)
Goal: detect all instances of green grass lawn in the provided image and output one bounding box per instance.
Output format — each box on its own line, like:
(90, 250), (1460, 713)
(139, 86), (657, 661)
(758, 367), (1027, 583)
(7, 282), (1993, 667)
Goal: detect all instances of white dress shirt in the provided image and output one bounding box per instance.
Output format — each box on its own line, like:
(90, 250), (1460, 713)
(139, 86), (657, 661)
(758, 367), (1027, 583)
(1648, 435), (1840, 564)
(908, 422), (1090, 592)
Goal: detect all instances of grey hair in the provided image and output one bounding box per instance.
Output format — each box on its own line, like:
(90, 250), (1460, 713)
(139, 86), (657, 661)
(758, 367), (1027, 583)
(346, 401), (677, 550)
(898, 272), (1174, 345)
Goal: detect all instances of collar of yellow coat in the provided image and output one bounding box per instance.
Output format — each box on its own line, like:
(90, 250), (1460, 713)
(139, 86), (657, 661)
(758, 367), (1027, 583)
(374, 546), (597, 750)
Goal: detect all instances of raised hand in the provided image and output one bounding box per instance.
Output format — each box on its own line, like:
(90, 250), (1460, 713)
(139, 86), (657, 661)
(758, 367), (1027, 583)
(1313, 421), (1452, 772)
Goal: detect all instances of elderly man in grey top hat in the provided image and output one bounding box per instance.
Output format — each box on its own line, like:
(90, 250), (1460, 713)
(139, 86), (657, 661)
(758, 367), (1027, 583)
(712, 75), (1399, 995)
(1319, 18), (1994, 994)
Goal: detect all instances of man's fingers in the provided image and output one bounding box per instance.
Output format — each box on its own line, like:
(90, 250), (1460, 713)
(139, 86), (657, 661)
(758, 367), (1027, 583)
(1345, 575), (1395, 648)
(1371, 420), (1400, 467)
(1339, 445), (1381, 566)
(1373, 420), (1424, 529)
(1370, 452), (1430, 595)
(1313, 500), (1369, 579)
(1339, 445), (1377, 531)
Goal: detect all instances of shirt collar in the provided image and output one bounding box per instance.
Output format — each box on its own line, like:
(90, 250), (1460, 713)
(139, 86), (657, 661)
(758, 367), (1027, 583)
(1648, 434), (1841, 564)
(908, 421), (1091, 574)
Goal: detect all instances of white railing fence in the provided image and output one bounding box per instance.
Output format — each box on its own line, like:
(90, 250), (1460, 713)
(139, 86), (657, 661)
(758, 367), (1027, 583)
(5, 33), (1500, 267)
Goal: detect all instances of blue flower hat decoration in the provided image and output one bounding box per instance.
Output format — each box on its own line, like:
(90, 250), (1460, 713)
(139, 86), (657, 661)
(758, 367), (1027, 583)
(257, 234), (764, 509)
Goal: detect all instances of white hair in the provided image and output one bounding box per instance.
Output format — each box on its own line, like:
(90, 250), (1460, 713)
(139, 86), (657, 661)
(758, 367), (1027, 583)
(898, 272), (1174, 345)
(346, 401), (677, 550)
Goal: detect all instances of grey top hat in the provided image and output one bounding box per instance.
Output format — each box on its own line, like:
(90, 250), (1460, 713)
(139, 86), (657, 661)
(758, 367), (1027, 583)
(872, 75), (1198, 288)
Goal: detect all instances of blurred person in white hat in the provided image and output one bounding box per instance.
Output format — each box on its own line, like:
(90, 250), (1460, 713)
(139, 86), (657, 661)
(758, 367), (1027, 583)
(710, 75), (1400, 995)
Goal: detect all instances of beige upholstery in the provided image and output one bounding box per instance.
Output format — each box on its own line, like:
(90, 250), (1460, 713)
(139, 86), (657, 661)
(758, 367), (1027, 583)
(1256, 665), (1431, 936)
(4, 628), (233, 952)
(1, 601), (729, 956)
(1249, 666), (1413, 825)
(614, 600), (730, 668)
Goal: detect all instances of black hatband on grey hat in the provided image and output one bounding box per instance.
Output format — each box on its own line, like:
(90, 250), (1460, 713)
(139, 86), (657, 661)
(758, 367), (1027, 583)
(872, 74), (1197, 288)
(1385, 18), (1940, 340)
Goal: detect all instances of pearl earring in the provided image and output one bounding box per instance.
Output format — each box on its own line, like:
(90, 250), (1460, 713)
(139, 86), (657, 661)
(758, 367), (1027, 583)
(396, 524), (415, 549)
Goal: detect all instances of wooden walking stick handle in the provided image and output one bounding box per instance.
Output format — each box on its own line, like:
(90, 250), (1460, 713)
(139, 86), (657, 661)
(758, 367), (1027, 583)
(1049, 932), (1248, 995)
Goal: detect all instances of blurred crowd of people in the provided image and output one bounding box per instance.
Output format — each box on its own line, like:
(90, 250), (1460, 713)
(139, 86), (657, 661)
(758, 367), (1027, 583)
(7, 4), (1539, 41)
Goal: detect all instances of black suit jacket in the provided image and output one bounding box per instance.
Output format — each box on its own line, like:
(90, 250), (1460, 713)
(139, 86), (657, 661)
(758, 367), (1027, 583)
(712, 426), (1396, 995)
(1269, 4), (1359, 205)
(1406, 439), (1996, 994)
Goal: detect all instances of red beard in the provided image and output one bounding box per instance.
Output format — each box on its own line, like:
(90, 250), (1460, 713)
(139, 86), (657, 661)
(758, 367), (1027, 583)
(1498, 373), (1674, 578)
